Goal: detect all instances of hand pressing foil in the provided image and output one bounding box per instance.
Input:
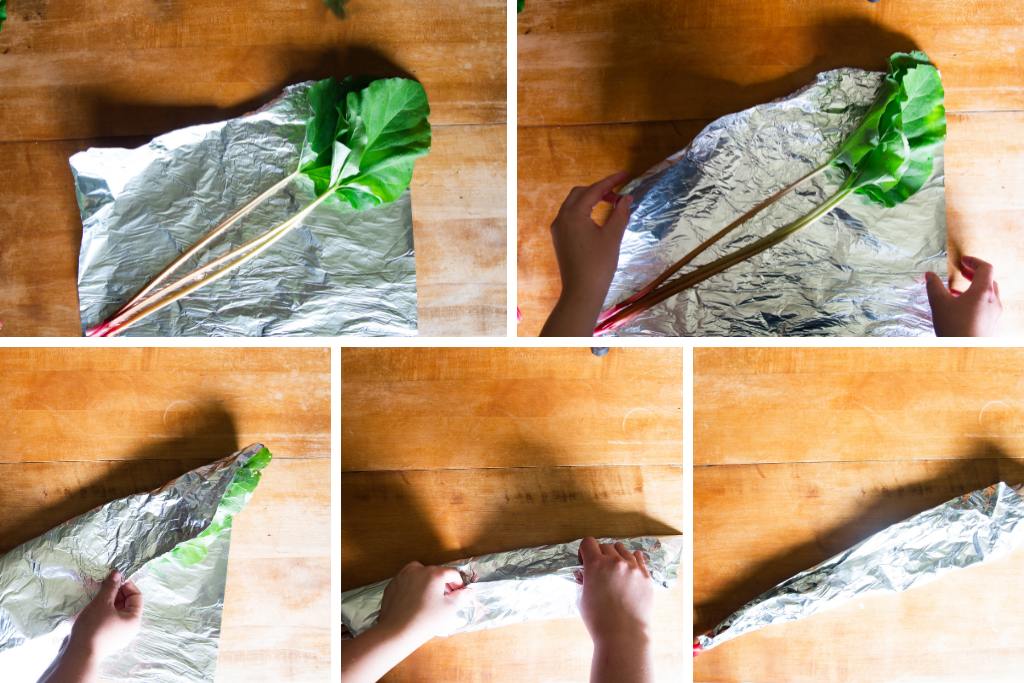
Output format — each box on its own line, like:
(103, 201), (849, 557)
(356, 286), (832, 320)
(341, 535), (682, 638)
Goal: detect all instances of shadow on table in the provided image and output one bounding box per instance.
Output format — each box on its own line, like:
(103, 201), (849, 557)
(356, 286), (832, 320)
(694, 439), (1024, 634)
(341, 467), (446, 589)
(64, 45), (414, 142)
(600, 10), (922, 177)
(467, 434), (680, 554)
(1, 400), (238, 552)
(341, 438), (680, 587)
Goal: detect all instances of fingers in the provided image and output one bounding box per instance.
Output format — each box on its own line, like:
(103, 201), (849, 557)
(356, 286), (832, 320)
(98, 570), (122, 605)
(119, 580), (143, 616)
(962, 256), (995, 294)
(579, 536), (602, 565)
(603, 194), (634, 240)
(577, 171), (630, 208)
(634, 550), (651, 579)
(613, 542), (637, 565)
(400, 560), (424, 574)
(924, 271), (950, 308)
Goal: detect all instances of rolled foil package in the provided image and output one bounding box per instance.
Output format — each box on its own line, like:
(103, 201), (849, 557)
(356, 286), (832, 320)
(606, 67), (947, 336)
(696, 482), (1024, 652)
(0, 444), (271, 682)
(341, 535), (682, 638)
(71, 82), (418, 337)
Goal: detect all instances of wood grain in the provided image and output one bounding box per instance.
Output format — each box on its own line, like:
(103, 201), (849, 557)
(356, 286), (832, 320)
(518, 0), (1024, 127)
(694, 347), (1024, 682)
(342, 347), (683, 469)
(0, 348), (331, 463)
(695, 347), (1024, 465)
(0, 0), (506, 337)
(517, 1), (1024, 337)
(219, 459), (331, 683)
(0, 348), (331, 682)
(0, 1), (504, 141)
(341, 347), (684, 682)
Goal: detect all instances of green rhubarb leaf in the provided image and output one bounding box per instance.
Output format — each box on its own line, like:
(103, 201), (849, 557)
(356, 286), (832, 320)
(333, 77), (432, 208)
(298, 76), (430, 209)
(300, 78), (345, 173)
(898, 64), (946, 145)
(169, 447), (272, 567)
(0, 0), (6, 32)
(838, 50), (945, 206)
(325, 0), (347, 18)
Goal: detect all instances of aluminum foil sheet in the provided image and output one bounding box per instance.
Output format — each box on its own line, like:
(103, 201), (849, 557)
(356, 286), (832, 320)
(696, 482), (1024, 652)
(72, 82), (417, 337)
(0, 443), (269, 682)
(341, 535), (682, 638)
(606, 67), (947, 337)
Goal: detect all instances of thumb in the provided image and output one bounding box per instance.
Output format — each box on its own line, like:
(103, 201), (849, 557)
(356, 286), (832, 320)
(98, 570), (122, 605)
(602, 195), (633, 241)
(925, 272), (950, 308)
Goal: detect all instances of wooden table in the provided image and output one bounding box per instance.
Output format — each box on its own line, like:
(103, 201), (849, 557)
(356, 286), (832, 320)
(695, 348), (1024, 682)
(0, 348), (332, 682)
(517, 1), (1024, 336)
(0, 1), (506, 337)
(342, 347), (684, 682)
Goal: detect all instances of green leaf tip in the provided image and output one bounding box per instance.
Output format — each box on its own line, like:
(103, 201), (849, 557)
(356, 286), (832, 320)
(168, 446), (273, 567)
(324, 0), (347, 18)
(0, 0), (7, 32)
(834, 50), (945, 208)
(300, 76), (431, 210)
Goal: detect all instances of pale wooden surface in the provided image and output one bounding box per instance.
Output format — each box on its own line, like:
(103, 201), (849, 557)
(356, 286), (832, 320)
(517, 1), (1024, 336)
(0, 0), (505, 337)
(0, 348), (331, 682)
(341, 347), (684, 682)
(694, 348), (1024, 682)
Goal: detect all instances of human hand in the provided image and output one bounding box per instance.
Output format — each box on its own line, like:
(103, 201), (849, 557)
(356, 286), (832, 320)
(69, 570), (143, 660)
(578, 537), (654, 648)
(541, 172), (633, 336)
(376, 562), (468, 648)
(926, 255), (1002, 337)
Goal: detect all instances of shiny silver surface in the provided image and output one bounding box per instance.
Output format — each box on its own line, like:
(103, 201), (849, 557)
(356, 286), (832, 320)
(0, 444), (267, 681)
(606, 68), (946, 336)
(341, 535), (682, 638)
(697, 482), (1024, 651)
(72, 82), (418, 337)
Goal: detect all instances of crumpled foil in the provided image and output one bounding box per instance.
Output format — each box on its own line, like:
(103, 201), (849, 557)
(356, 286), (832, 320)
(341, 535), (682, 638)
(696, 482), (1024, 652)
(0, 443), (269, 682)
(71, 82), (418, 337)
(606, 67), (947, 337)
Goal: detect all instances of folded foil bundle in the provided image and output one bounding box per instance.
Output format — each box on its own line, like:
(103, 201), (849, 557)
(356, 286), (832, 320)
(607, 67), (946, 336)
(342, 535), (682, 638)
(0, 444), (271, 682)
(72, 82), (418, 337)
(696, 482), (1024, 653)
